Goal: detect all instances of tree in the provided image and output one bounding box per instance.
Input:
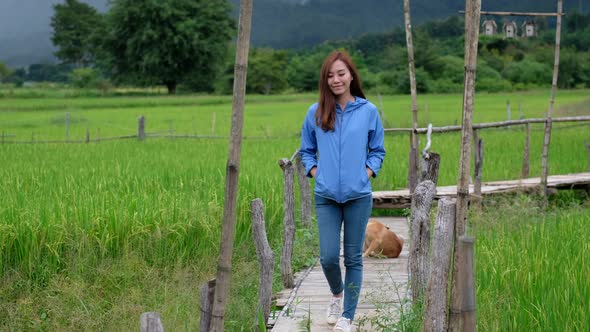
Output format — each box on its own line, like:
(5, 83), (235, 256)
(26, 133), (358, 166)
(0, 62), (11, 82)
(100, 0), (235, 94)
(51, 0), (103, 67)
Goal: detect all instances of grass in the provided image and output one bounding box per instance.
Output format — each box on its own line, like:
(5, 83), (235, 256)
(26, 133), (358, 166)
(0, 89), (589, 330)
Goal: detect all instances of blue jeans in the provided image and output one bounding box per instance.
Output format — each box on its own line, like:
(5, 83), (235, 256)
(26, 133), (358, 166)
(315, 194), (372, 321)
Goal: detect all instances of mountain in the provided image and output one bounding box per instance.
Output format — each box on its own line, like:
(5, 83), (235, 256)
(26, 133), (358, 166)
(0, 0), (587, 67)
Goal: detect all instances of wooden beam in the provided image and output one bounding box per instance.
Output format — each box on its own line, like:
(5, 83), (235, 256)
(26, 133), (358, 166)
(384, 116), (590, 133)
(459, 10), (564, 17)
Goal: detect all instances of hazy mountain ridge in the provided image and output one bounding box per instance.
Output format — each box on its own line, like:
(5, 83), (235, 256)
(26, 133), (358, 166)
(0, 0), (587, 67)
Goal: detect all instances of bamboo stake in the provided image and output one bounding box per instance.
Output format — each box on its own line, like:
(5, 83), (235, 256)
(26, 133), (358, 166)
(404, 0), (420, 194)
(450, 0), (480, 330)
(541, 0), (563, 201)
(210, 0), (253, 330)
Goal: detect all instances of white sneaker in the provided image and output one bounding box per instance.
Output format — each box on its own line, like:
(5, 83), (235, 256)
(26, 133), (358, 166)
(333, 317), (352, 332)
(326, 297), (342, 325)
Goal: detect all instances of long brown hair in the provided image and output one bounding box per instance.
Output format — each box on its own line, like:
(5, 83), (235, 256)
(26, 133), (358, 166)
(316, 50), (366, 131)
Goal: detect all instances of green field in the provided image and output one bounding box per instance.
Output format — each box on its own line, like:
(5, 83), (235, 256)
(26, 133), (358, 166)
(1, 89), (589, 330)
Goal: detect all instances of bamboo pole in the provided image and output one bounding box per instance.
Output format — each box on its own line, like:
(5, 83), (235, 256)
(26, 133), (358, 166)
(404, 0), (420, 194)
(522, 123), (531, 178)
(199, 279), (216, 332)
(210, 0), (253, 330)
(541, 0), (563, 201)
(450, 0), (480, 330)
(458, 236), (476, 332)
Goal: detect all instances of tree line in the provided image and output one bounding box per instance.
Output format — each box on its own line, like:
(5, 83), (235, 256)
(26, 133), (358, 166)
(1, 0), (589, 95)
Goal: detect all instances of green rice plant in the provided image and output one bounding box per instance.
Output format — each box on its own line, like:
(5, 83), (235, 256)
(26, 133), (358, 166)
(472, 196), (590, 331)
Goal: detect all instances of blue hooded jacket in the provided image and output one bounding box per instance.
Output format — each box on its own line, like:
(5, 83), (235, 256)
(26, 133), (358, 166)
(300, 97), (386, 203)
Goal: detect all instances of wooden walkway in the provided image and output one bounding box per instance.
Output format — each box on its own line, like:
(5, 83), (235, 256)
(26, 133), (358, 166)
(269, 217), (409, 332)
(372, 172), (590, 209)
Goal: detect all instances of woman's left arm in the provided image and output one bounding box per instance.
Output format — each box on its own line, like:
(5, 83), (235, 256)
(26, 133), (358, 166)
(366, 108), (386, 178)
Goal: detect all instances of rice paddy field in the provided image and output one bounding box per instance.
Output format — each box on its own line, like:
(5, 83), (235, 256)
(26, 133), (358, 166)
(1, 87), (589, 331)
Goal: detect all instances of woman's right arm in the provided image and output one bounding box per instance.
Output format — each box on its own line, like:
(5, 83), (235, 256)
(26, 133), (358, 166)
(300, 107), (318, 178)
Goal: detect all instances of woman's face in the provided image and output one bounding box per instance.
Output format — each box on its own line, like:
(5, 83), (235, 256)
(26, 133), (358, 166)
(327, 60), (353, 97)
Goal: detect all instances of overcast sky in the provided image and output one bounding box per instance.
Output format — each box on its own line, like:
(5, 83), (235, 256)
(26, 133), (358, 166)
(0, 0), (107, 39)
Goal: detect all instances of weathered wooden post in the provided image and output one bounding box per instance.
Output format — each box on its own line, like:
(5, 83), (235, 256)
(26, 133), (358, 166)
(140, 312), (164, 332)
(419, 152), (440, 184)
(458, 236), (476, 332)
(279, 158), (295, 288)
(85, 128), (90, 143)
(199, 279), (216, 332)
(450, 0), (480, 330)
(294, 152), (312, 228)
(65, 112), (70, 142)
(474, 137), (484, 206)
(409, 180), (436, 302)
(541, 0), (563, 200)
(424, 198), (456, 332)
(138, 116), (146, 141)
(251, 198), (274, 329)
(404, 0), (420, 194)
(210, 0), (253, 330)
(522, 123), (531, 178)
(506, 100), (511, 121)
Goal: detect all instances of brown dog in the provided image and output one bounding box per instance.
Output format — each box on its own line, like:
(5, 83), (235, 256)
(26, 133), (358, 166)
(363, 219), (404, 258)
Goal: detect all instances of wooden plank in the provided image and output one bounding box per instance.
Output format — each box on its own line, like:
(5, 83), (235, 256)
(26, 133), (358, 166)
(373, 173), (590, 209)
(270, 217), (409, 331)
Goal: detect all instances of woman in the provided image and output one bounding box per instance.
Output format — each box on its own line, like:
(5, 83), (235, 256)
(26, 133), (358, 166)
(299, 50), (385, 332)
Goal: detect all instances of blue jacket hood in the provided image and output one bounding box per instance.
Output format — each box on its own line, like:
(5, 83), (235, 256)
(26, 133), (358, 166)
(299, 97), (386, 203)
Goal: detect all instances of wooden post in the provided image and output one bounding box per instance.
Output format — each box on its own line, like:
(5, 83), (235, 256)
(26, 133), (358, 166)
(85, 128), (90, 143)
(450, 0), (480, 330)
(140, 312), (164, 332)
(199, 279), (216, 332)
(522, 123), (531, 178)
(279, 158), (295, 288)
(458, 236), (477, 332)
(541, 0), (563, 200)
(138, 116), (146, 141)
(506, 100), (511, 121)
(424, 198), (456, 332)
(419, 152), (440, 185)
(250, 198), (274, 328)
(474, 138), (484, 206)
(295, 153), (312, 228)
(404, 0), (420, 194)
(409, 180), (436, 302)
(65, 112), (70, 142)
(210, 0), (253, 330)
